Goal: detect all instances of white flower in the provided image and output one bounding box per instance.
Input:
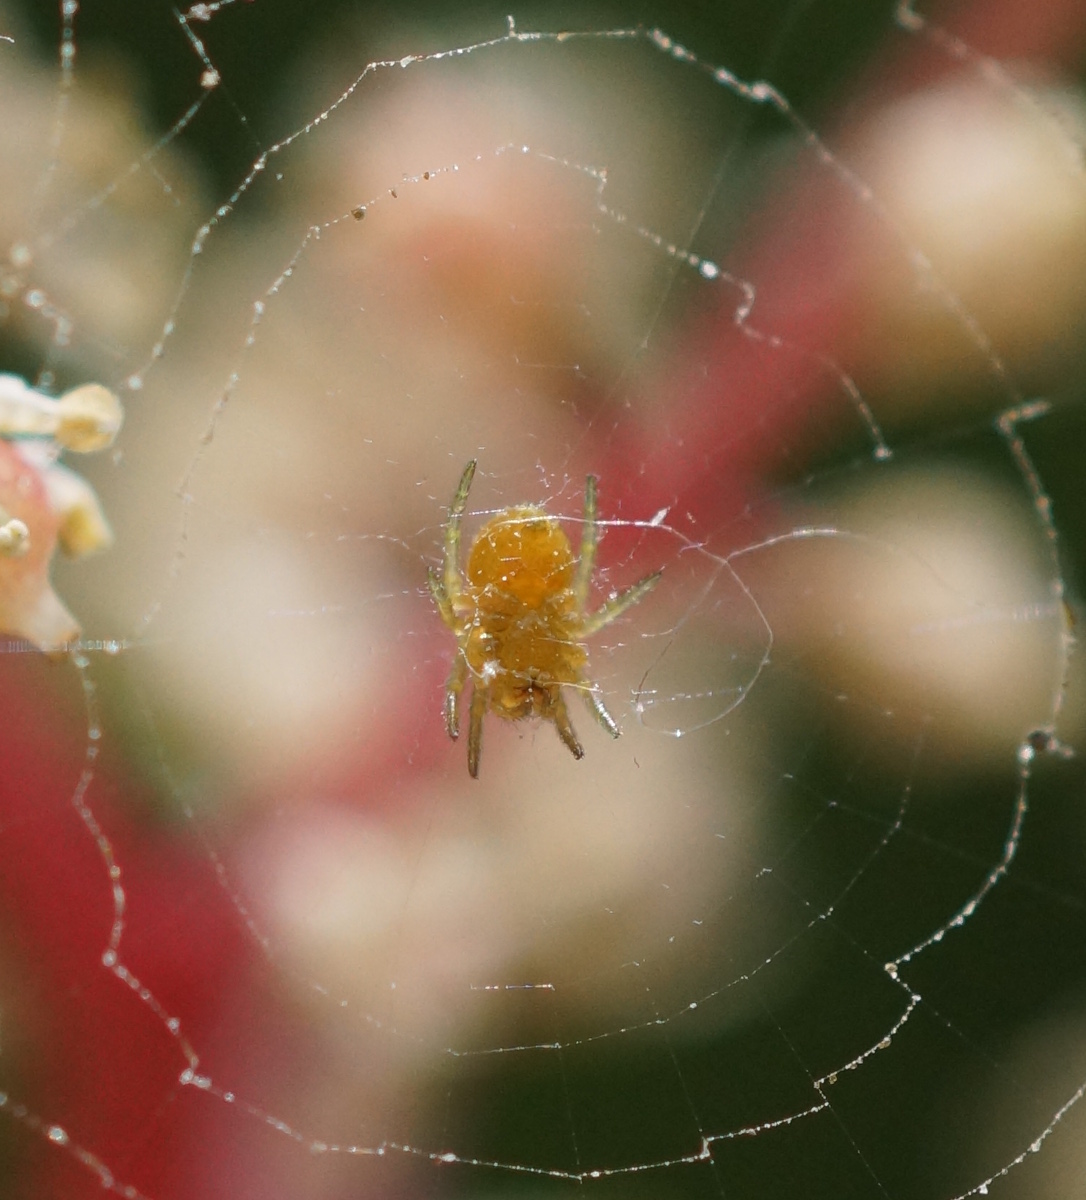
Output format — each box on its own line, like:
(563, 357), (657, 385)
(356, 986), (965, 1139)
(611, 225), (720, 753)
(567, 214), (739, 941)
(0, 376), (123, 649)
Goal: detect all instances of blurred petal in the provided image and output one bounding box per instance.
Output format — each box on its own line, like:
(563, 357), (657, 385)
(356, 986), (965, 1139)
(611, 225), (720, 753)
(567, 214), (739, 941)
(56, 383), (124, 453)
(0, 441), (79, 648)
(43, 462), (114, 558)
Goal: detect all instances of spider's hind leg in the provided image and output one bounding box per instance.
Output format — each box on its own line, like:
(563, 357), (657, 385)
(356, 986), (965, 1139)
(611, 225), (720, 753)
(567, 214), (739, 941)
(427, 566), (455, 628)
(442, 459), (477, 603)
(573, 474), (599, 610)
(580, 569), (662, 637)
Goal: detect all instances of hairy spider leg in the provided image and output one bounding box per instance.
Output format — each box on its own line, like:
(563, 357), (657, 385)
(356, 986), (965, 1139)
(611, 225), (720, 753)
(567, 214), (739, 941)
(445, 457), (477, 599)
(425, 566), (453, 627)
(444, 654), (468, 740)
(580, 569), (662, 638)
(581, 682), (620, 738)
(427, 458), (477, 624)
(428, 459), (478, 741)
(552, 689), (585, 760)
(572, 473), (599, 610)
(467, 685), (487, 778)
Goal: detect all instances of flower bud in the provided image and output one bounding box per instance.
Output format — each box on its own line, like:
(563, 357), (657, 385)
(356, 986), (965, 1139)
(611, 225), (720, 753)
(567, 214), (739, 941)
(55, 383), (124, 452)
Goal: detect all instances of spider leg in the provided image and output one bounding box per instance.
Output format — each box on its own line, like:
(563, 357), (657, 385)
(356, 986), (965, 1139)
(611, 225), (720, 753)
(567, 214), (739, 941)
(572, 473), (599, 610)
(444, 653), (469, 741)
(580, 569), (662, 637)
(443, 459), (477, 604)
(552, 689), (585, 761)
(467, 684), (487, 779)
(427, 566), (456, 628)
(581, 682), (620, 738)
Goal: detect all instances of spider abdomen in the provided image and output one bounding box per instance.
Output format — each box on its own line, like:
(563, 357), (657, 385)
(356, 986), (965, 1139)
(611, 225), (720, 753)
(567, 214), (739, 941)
(466, 506), (575, 607)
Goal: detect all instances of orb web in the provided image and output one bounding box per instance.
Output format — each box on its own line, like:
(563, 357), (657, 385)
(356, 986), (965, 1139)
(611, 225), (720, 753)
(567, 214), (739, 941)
(0, 2), (1083, 1198)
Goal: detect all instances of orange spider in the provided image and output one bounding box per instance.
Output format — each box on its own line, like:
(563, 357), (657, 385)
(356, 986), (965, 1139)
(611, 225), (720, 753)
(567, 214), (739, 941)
(427, 460), (661, 778)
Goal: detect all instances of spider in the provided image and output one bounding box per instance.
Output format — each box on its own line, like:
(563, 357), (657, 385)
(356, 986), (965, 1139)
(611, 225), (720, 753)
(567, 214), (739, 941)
(427, 460), (660, 778)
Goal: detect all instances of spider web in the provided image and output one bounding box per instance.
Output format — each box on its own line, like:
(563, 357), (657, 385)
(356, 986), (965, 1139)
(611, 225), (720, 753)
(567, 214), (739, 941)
(0, 1), (1084, 1197)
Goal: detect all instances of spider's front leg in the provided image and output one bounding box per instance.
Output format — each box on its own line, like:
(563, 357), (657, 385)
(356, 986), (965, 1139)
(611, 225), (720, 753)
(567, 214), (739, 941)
(467, 685), (487, 779)
(551, 689), (585, 761)
(581, 682), (620, 738)
(444, 653), (469, 741)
